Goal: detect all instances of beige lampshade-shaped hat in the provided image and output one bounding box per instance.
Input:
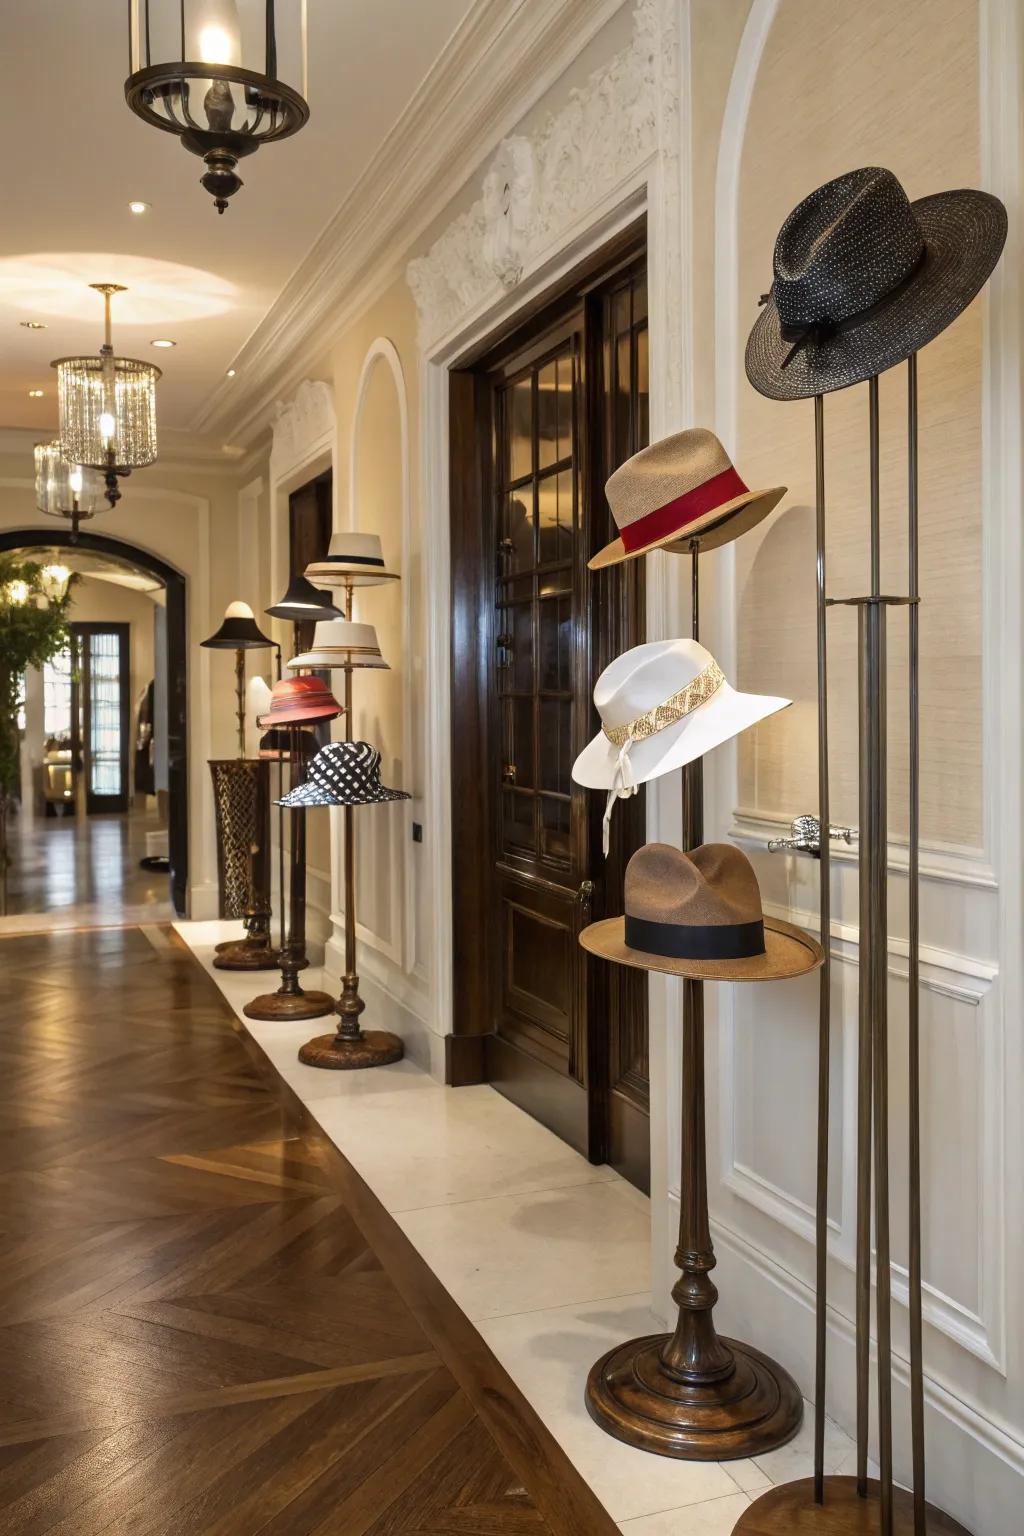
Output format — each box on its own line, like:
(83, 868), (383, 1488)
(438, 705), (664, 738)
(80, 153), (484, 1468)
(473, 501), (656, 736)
(305, 532), (399, 588)
(288, 619), (389, 671)
(590, 428), (785, 569)
(573, 638), (789, 852)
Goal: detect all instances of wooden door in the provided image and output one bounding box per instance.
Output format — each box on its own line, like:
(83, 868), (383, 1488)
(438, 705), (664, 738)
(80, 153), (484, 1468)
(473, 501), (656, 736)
(288, 470), (332, 654)
(450, 236), (650, 1184)
(73, 623), (131, 815)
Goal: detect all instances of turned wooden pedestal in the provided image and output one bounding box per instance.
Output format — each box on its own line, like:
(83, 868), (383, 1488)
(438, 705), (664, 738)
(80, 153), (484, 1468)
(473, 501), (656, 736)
(585, 756), (801, 1461)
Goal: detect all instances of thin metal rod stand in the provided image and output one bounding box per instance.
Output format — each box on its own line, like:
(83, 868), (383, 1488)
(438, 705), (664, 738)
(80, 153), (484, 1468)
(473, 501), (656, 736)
(736, 359), (969, 1535)
(813, 394), (832, 1505)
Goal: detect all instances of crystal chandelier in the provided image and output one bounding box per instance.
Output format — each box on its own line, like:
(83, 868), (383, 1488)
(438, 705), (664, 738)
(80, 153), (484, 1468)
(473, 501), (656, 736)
(34, 442), (107, 541)
(51, 284), (160, 508)
(125, 1), (309, 213)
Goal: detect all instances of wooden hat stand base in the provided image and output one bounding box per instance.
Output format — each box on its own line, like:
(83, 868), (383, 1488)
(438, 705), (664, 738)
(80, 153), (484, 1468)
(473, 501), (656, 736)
(736, 368), (970, 1535)
(244, 748), (333, 1022)
(586, 548), (801, 1462)
(736, 1477), (971, 1535)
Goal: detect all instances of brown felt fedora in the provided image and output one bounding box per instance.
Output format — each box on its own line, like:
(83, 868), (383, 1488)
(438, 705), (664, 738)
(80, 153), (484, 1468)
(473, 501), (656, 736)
(580, 841), (823, 981)
(590, 429), (785, 570)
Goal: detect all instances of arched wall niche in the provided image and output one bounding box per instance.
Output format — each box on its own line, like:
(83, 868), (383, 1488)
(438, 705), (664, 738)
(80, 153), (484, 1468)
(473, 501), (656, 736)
(341, 338), (421, 981)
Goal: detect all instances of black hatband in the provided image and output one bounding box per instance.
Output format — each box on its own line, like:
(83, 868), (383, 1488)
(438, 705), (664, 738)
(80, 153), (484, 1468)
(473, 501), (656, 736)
(624, 914), (766, 960)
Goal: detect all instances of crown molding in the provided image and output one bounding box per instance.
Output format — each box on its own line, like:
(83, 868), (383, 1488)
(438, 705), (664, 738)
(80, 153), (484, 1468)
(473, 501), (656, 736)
(190, 0), (630, 444)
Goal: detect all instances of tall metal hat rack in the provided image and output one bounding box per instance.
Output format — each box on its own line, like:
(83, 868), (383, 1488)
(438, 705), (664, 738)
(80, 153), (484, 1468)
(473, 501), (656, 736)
(735, 361), (969, 1536)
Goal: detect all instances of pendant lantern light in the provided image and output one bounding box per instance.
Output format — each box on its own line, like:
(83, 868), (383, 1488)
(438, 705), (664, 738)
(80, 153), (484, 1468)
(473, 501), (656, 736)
(125, 1), (310, 213)
(34, 443), (107, 541)
(51, 284), (160, 509)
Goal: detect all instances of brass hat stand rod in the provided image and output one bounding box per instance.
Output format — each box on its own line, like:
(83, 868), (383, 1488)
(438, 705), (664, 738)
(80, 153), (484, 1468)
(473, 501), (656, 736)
(299, 576), (403, 1070)
(735, 361), (967, 1535)
(244, 620), (333, 1023)
(244, 718), (334, 1023)
(585, 539), (803, 1460)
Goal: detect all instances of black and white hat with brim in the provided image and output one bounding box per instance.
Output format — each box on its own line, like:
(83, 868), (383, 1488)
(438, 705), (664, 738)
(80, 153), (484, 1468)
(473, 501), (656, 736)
(276, 740), (410, 808)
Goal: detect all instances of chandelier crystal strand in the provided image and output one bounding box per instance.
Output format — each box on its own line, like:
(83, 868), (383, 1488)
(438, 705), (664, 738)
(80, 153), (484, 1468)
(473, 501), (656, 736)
(52, 285), (160, 508)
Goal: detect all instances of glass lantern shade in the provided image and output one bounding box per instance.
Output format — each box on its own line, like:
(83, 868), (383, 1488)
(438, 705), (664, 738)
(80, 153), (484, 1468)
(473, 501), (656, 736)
(53, 356), (160, 473)
(126, 1), (309, 213)
(34, 442), (107, 525)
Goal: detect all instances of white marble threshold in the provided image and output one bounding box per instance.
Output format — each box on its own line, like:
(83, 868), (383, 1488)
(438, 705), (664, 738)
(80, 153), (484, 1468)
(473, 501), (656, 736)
(176, 916), (857, 1534)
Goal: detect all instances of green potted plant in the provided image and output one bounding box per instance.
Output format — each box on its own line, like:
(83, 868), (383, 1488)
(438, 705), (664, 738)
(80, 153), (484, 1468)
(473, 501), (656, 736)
(0, 555), (75, 913)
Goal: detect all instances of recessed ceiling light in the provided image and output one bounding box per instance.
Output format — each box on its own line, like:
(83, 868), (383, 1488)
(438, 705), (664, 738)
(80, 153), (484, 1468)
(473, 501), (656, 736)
(226, 368), (236, 377)
(28, 389), (44, 397)
(19, 320), (47, 330)
(128, 200), (151, 215)
(151, 338), (176, 348)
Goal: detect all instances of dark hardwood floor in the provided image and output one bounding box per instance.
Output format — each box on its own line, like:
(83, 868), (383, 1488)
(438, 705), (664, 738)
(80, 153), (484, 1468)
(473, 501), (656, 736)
(0, 926), (618, 1536)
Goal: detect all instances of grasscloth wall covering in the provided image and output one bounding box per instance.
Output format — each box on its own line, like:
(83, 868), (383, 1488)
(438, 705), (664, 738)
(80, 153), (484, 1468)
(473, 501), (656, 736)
(734, 0), (981, 849)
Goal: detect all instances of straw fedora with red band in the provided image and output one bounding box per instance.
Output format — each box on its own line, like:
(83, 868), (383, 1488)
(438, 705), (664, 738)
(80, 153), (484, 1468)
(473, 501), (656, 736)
(256, 675), (343, 727)
(580, 842), (823, 982)
(590, 428), (785, 570)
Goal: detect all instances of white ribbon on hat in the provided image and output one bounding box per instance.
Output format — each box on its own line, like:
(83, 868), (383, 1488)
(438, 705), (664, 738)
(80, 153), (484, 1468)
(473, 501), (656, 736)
(603, 737), (639, 856)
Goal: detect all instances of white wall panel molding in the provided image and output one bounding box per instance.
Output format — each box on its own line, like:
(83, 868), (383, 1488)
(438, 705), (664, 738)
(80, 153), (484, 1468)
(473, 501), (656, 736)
(731, 808), (997, 893)
(194, 0), (629, 443)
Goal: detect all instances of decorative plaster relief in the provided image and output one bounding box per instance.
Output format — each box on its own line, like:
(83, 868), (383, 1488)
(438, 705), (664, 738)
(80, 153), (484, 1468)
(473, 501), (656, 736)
(407, 0), (665, 350)
(271, 378), (336, 480)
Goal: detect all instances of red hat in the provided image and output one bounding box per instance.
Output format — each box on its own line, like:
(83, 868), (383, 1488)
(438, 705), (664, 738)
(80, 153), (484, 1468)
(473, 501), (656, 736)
(257, 675), (343, 727)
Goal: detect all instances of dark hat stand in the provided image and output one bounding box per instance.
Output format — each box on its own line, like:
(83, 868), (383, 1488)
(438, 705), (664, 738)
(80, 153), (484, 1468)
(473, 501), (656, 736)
(734, 369), (969, 1536)
(298, 576), (403, 1071)
(201, 607), (280, 972)
(243, 719), (334, 1023)
(585, 541), (802, 1459)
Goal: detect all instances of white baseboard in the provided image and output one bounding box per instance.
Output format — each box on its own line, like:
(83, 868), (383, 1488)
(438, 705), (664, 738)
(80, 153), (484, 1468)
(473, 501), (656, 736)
(658, 1191), (1024, 1535)
(323, 931), (444, 1079)
(187, 882), (221, 921)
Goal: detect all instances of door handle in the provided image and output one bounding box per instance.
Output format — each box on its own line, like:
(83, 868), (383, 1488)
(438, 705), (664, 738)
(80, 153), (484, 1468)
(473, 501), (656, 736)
(502, 764), (517, 785)
(575, 878), (594, 926)
(767, 814), (855, 857)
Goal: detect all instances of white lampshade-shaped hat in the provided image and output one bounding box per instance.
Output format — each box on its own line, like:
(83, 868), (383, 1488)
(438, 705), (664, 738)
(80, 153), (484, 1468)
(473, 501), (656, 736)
(304, 532), (398, 588)
(287, 619), (389, 671)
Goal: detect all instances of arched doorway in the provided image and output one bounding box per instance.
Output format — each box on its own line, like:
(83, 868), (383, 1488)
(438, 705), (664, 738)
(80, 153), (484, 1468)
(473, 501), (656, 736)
(0, 528), (188, 915)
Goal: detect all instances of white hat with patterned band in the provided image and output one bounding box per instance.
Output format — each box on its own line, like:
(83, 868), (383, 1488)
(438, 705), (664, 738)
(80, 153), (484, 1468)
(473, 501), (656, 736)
(590, 428), (785, 569)
(572, 638), (790, 852)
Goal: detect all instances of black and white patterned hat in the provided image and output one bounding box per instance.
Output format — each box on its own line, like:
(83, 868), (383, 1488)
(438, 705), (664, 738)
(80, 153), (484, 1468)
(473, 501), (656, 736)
(746, 167), (1006, 400)
(276, 740), (410, 808)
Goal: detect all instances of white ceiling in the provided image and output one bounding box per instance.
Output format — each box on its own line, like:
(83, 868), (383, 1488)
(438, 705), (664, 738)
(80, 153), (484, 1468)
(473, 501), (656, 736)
(0, 0), (474, 439)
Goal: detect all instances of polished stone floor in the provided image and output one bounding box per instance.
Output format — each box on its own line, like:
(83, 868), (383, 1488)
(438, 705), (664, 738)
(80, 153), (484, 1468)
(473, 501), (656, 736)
(182, 919), (862, 1534)
(1, 805), (174, 932)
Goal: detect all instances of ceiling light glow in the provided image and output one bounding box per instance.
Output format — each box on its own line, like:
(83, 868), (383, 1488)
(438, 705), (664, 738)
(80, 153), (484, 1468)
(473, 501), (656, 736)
(20, 320), (47, 330)
(150, 339), (176, 348)
(128, 201), (151, 215)
(226, 368), (236, 377)
(28, 389), (44, 397)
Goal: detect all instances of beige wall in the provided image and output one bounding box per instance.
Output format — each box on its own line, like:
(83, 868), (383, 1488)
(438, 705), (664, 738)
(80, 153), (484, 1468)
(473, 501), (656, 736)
(733, 0), (982, 848)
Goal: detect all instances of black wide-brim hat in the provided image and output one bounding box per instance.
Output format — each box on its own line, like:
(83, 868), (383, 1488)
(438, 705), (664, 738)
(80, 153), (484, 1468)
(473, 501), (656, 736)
(746, 168), (1007, 401)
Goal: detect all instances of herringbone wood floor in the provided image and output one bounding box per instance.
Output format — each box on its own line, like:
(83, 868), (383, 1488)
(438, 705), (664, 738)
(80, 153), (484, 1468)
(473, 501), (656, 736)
(0, 926), (618, 1536)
